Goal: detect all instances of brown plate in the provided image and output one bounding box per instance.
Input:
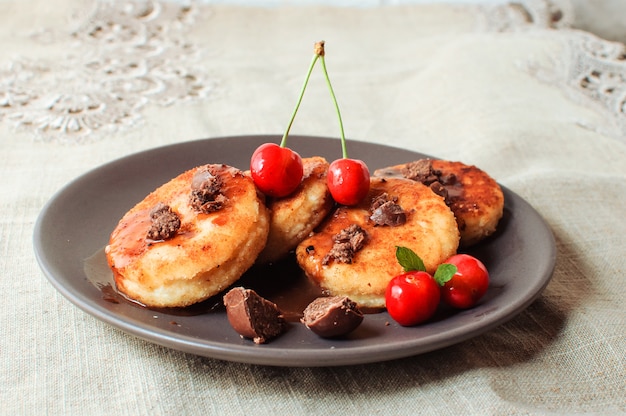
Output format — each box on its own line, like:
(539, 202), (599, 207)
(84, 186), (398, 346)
(33, 135), (556, 367)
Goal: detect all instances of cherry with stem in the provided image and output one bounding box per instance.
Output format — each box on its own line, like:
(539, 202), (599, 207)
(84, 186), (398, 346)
(316, 41), (370, 206)
(250, 46), (324, 198)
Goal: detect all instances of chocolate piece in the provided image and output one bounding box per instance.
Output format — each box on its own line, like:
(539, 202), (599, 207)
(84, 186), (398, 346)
(402, 159), (460, 206)
(402, 159), (439, 184)
(428, 181), (448, 199)
(370, 192), (393, 211)
(223, 287), (287, 344)
(369, 192), (406, 226)
(146, 203), (181, 240)
(439, 172), (457, 186)
(190, 166), (227, 213)
(322, 224), (367, 265)
(301, 296), (363, 338)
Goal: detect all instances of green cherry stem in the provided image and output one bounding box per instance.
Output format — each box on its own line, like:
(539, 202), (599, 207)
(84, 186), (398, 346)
(280, 45), (322, 148)
(317, 42), (348, 159)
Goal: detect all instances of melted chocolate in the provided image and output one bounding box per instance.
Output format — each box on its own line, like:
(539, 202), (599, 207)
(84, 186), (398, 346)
(85, 247), (327, 321)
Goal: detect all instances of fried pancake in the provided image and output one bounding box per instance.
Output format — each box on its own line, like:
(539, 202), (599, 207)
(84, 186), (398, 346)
(295, 177), (459, 308)
(375, 159), (504, 247)
(105, 164), (270, 308)
(257, 156), (334, 264)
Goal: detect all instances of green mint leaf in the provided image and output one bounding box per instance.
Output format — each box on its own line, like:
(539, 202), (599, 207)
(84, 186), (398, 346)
(395, 246), (426, 272)
(433, 263), (457, 286)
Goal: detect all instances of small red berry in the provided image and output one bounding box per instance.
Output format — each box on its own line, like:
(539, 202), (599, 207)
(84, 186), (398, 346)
(327, 158), (370, 206)
(438, 254), (489, 309)
(385, 271), (440, 326)
(250, 143), (303, 198)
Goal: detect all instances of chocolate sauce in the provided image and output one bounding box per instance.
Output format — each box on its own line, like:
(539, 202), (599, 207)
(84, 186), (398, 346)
(84, 247), (327, 321)
(235, 255), (327, 321)
(445, 183), (464, 200)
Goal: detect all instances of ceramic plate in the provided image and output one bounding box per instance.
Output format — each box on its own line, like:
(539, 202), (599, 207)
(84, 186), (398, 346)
(33, 135), (556, 367)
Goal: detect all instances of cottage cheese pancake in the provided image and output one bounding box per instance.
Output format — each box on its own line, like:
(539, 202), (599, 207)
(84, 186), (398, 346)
(375, 159), (504, 247)
(295, 177), (459, 308)
(257, 156), (334, 264)
(105, 164), (270, 308)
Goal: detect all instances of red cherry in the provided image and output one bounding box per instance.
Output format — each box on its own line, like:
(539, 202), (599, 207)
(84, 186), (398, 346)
(250, 142), (303, 198)
(439, 254), (489, 309)
(248, 43), (322, 198)
(327, 158), (370, 206)
(385, 271), (441, 326)
(306, 42), (370, 206)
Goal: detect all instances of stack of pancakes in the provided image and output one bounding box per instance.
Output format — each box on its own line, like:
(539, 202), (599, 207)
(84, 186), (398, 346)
(106, 157), (503, 309)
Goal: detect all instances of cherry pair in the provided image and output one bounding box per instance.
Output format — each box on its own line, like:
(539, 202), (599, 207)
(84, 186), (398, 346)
(250, 41), (369, 205)
(386, 247), (490, 326)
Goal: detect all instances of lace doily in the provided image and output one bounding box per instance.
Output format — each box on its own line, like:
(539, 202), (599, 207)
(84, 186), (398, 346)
(455, 0), (625, 140)
(568, 33), (626, 136)
(0, 1), (213, 143)
(482, 0), (626, 138)
(478, 0), (574, 32)
(0, 0), (624, 143)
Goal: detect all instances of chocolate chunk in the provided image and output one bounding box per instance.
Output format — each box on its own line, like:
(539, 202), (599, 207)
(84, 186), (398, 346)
(369, 192), (406, 226)
(190, 166), (227, 213)
(429, 181), (448, 199)
(322, 224), (367, 265)
(370, 192), (394, 211)
(301, 296), (363, 338)
(439, 172), (457, 186)
(146, 203), (181, 240)
(402, 159), (438, 185)
(223, 287), (287, 344)
(403, 159), (459, 206)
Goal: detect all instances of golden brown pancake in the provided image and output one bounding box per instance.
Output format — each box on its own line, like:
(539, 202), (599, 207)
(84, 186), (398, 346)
(105, 164), (270, 308)
(375, 159), (504, 247)
(295, 177), (459, 308)
(256, 156), (334, 264)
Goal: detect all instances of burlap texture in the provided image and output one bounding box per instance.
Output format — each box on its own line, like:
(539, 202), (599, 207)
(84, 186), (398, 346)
(1, 1), (624, 414)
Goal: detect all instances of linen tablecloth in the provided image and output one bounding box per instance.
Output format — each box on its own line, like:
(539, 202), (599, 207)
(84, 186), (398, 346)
(1, 0), (624, 414)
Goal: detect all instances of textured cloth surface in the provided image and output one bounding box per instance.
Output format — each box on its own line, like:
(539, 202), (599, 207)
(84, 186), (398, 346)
(1, 1), (625, 415)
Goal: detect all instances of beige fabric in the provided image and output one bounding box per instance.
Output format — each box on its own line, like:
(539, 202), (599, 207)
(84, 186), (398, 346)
(1, 0), (625, 414)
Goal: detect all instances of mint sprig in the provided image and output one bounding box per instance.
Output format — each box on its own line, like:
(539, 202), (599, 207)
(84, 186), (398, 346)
(395, 246), (457, 286)
(395, 246), (426, 272)
(433, 263), (457, 286)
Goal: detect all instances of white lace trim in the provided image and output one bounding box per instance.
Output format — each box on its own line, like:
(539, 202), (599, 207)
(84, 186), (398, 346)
(569, 33), (626, 136)
(501, 1), (626, 138)
(0, 0), (624, 143)
(477, 0), (574, 32)
(0, 1), (213, 143)
(479, 0), (626, 139)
